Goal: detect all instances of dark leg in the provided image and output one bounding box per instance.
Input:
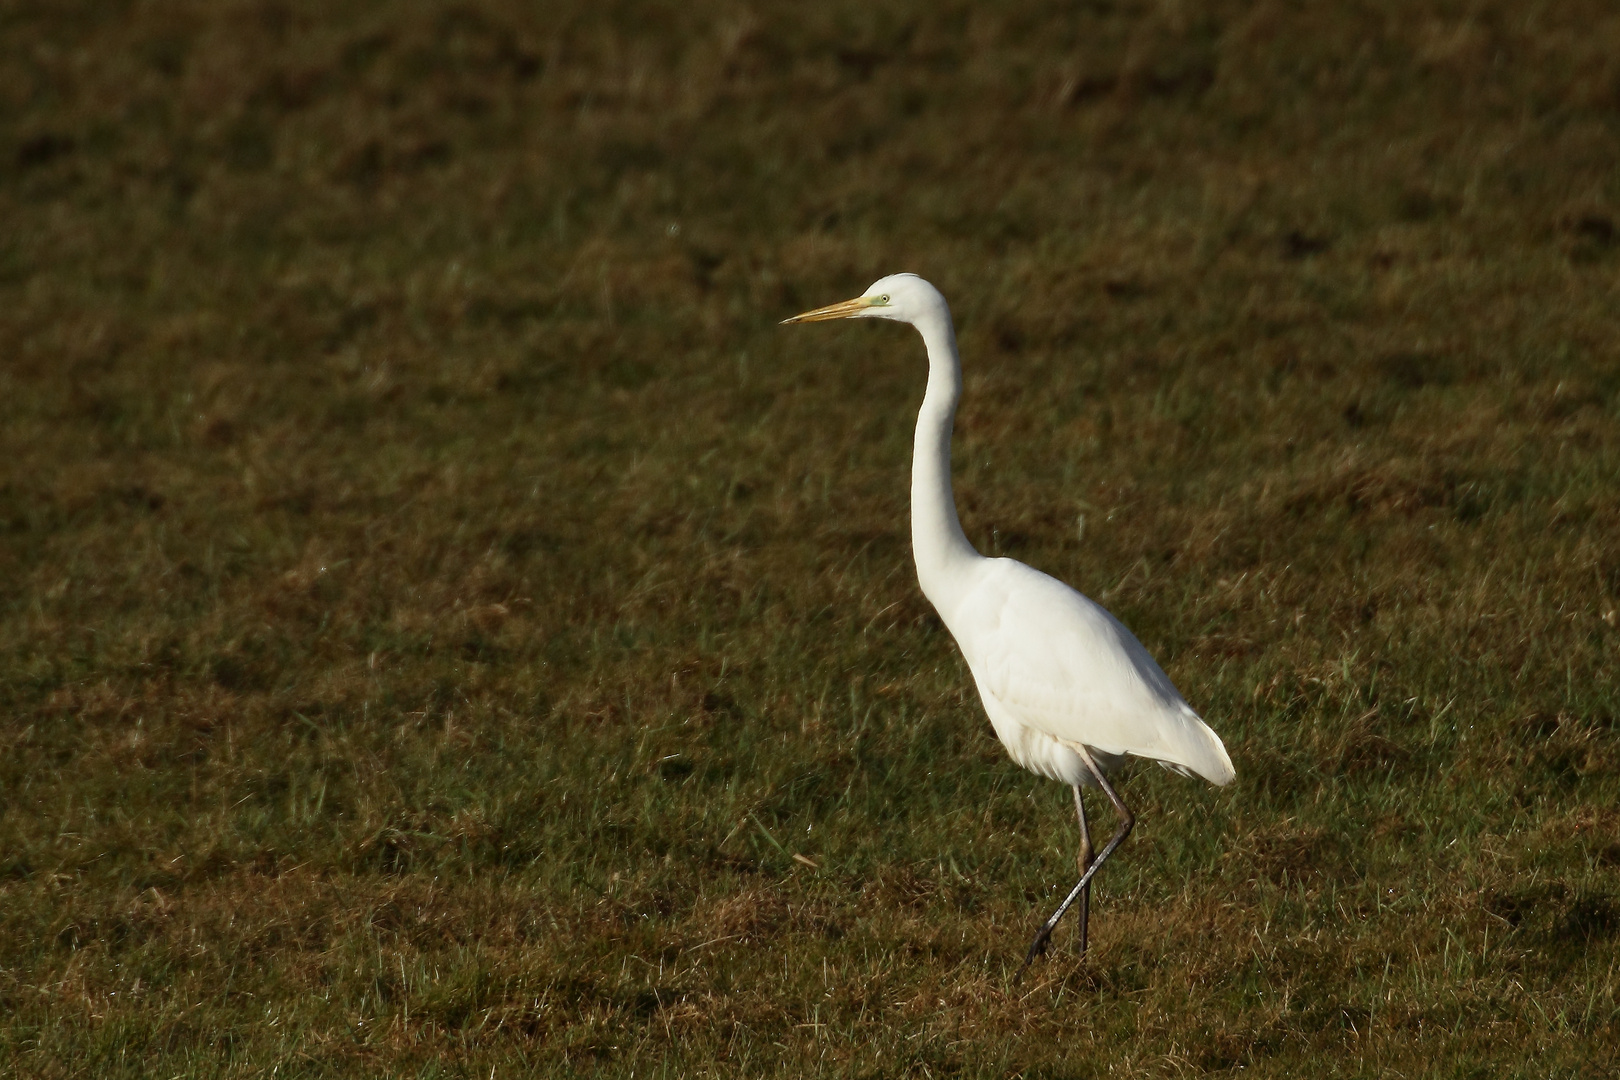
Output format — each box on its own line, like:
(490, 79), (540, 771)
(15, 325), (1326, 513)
(1019, 747), (1135, 974)
(1073, 784), (1094, 958)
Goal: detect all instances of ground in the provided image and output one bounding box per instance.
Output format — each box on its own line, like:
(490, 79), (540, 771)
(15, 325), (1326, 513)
(2, 1), (1619, 1076)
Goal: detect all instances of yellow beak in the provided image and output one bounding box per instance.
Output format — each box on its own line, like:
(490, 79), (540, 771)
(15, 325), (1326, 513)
(780, 296), (874, 324)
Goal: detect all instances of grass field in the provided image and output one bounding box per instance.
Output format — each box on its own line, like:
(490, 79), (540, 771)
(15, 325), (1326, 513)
(3, 1), (1620, 1076)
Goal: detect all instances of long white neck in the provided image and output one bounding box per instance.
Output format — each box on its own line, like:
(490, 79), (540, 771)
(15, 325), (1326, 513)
(910, 307), (984, 615)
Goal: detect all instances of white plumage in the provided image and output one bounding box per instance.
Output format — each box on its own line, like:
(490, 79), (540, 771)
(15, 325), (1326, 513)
(785, 273), (1233, 967)
(950, 557), (1233, 788)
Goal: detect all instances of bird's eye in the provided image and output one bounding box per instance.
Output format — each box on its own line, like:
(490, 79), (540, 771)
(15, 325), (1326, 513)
(880, 294), (890, 303)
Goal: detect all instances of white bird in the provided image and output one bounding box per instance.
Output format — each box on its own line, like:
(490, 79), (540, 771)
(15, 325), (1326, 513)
(784, 274), (1234, 969)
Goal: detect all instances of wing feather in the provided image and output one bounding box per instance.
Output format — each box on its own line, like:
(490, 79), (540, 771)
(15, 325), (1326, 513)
(945, 559), (1234, 785)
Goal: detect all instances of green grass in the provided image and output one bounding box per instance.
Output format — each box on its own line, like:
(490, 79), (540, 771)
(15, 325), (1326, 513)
(3, 0), (1620, 1075)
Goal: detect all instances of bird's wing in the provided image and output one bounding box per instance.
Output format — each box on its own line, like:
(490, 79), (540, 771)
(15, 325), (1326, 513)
(946, 558), (1234, 786)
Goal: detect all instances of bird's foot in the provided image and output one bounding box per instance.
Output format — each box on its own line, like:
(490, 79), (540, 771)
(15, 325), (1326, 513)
(1016, 925), (1054, 981)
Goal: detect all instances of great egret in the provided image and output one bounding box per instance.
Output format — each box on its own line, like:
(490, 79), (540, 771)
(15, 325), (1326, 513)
(784, 274), (1234, 969)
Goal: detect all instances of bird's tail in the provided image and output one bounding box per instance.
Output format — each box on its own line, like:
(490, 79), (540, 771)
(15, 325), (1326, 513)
(1160, 705), (1235, 786)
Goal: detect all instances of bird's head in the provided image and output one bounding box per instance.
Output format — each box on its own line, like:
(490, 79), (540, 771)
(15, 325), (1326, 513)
(781, 273), (947, 328)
